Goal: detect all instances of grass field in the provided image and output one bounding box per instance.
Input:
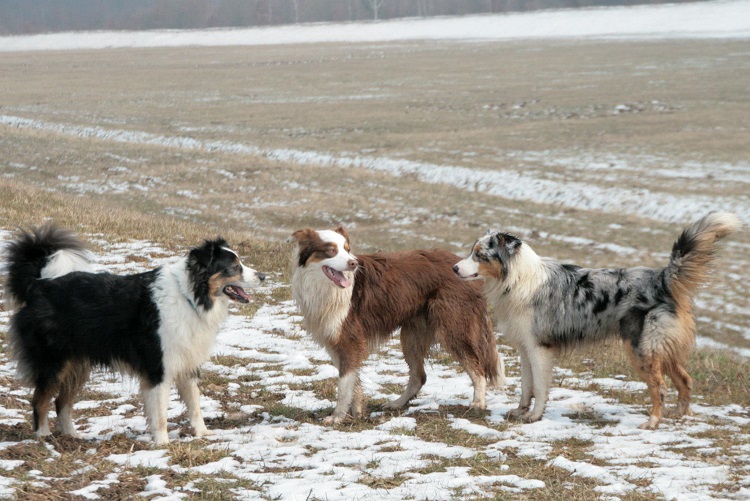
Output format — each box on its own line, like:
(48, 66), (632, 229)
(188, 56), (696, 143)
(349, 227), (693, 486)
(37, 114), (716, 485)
(0, 37), (748, 499)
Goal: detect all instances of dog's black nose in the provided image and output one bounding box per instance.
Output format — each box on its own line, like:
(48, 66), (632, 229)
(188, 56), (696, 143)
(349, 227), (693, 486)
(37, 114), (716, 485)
(452, 265), (459, 273)
(257, 272), (266, 282)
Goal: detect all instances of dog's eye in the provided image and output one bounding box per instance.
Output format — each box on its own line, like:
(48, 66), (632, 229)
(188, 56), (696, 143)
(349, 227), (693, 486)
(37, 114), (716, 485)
(224, 264), (241, 276)
(326, 248), (337, 256)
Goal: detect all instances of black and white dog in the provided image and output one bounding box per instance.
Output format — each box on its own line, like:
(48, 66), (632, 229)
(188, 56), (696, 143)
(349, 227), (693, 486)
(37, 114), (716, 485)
(4, 223), (264, 444)
(454, 212), (740, 429)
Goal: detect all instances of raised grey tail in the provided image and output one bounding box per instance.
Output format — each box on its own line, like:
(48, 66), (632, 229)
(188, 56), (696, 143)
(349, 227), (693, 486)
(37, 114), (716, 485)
(4, 222), (91, 308)
(665, 212), (740, 310)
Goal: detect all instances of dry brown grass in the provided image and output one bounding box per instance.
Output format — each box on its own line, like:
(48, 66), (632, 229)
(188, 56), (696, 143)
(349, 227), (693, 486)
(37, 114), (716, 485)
(2, 40), (748, 345)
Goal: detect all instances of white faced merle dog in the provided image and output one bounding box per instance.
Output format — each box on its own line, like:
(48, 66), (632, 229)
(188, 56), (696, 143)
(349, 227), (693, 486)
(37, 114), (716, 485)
(454, 212), (740, 429)
(4, 223), (265, 444)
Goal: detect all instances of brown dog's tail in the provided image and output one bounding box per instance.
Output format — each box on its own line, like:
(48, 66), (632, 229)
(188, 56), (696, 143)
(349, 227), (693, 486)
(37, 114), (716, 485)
(482, 316), (505, 389)
(665, 212), (741, 311)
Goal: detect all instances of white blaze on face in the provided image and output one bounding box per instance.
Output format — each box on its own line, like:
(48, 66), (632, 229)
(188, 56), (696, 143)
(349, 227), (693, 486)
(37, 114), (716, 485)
(316, 230), (357, 288)
(454, 244), (481, 280)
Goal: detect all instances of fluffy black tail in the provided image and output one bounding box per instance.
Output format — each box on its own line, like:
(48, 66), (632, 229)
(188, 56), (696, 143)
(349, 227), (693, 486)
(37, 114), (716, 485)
(4, 223), (91, 309)
(665, 212), (741, 311)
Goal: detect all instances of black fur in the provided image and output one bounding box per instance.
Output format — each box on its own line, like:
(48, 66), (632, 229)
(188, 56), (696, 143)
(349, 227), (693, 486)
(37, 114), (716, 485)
(11, 270), (165, 387)
(4, 223), (87, 305)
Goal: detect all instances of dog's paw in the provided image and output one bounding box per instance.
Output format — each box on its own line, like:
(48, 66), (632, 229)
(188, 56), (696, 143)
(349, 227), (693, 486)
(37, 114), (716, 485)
(382, 400), (405, 411)
(505, 407), (528, 421)
(519, 412), (542, 424)
(193, 426), (213, 438)
(63, 430), (82, 439)
(469, 401), (487, 411)
(152, 431), (170, 445)
(664, 405), (693, 419)
(323, 414), (346, 425)
(638, 416), (660, 430)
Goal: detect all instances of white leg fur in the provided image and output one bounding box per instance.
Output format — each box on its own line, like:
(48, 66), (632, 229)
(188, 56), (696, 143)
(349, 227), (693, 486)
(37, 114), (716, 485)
(57, 404), (80, 438)
(507, 347), (533, 420)
(495, 356), (506, 390)
(35, 417), (51, 438)
(325, 371), (358, 424)
(523, 344), (556, 422)
(468, 373), (487, 410)
(351, 376), (365, 418)
(142, 382), (170, 445)
(176, 376), (210, 438)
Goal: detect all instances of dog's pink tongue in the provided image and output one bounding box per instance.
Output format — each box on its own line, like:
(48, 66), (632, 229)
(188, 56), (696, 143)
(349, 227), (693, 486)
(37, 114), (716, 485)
(328, 267), (351, 288)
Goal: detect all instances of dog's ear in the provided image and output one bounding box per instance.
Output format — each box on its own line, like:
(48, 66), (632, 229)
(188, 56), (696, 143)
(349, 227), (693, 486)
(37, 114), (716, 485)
(289, 228), (316, 244)
(487, 231), (503, 249)
(503, 234), (522, 255)
(188, 239), (219, 272)
(333, 224), (350, 243)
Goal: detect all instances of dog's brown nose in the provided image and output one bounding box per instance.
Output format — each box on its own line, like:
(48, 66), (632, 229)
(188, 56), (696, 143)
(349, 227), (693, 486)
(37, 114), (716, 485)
(347, 260), (358, 270)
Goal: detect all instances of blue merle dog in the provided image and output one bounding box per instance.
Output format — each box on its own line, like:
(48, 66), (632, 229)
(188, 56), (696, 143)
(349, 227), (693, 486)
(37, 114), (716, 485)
(454, 212), (740, 429)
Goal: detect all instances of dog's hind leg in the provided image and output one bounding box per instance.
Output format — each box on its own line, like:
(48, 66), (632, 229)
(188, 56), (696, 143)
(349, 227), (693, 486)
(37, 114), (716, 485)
(384, 318), (432, 411)
(176, 375), (211, 438)
(665, 362), (693, 419)
(628, 348), (667, 430)
(55, 362), (91, 438)
(32, 379), (59, 438)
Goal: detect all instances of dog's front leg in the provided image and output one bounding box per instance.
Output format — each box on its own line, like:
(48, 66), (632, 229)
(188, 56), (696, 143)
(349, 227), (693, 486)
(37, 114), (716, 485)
(142, 381), (170, 445)
(507, 345), (533, 420)
(324, 370), (358, 425)
(176, 375), (211, 438)
(521, 344), (556, 423)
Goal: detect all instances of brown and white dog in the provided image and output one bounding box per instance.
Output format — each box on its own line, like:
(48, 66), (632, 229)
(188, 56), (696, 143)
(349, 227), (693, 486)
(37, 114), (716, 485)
(290, 226), (504, 424)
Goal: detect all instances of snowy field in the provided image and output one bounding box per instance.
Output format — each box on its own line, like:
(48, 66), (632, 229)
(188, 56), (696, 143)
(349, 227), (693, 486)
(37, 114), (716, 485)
(0, 1), (749, 499)
(0, 232), (747, 500)
(1, 0), (749, 51)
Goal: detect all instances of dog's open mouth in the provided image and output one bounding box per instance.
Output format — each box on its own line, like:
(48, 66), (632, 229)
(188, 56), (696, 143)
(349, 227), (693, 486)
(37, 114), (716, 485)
(323, 265), (351, 288)
(223, 285), (251, 303)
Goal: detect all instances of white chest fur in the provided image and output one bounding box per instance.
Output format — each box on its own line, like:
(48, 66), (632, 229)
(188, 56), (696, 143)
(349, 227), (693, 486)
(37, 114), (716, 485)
(291, 255), (353, 347)
(151, 259), (228, 379)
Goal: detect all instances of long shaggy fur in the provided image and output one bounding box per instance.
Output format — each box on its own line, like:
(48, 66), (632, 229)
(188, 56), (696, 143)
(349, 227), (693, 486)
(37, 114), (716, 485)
(454, 212), (740, 429)
(4, 224), (264, 444)
(291, 226), (504, 424)
(3, 222), (93, 310)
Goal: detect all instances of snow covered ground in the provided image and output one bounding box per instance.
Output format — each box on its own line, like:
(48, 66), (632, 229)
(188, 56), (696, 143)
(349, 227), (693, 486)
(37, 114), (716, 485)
(1, 0), (749, 53)
(0, 232), (747, 500)
(3, 114), (750, 227)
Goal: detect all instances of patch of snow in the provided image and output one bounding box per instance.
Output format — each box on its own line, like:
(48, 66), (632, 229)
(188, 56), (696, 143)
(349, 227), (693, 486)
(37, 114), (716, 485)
(1, 1), (749, 52)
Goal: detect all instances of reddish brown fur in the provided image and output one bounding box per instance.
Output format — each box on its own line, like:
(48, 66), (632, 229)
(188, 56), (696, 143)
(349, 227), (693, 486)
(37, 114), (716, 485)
(335, 249), (499, 389)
